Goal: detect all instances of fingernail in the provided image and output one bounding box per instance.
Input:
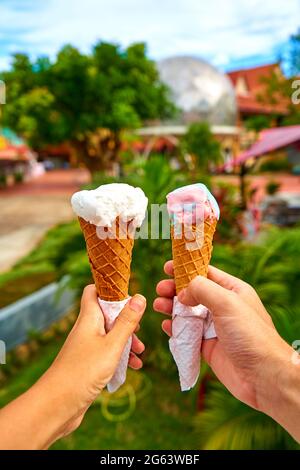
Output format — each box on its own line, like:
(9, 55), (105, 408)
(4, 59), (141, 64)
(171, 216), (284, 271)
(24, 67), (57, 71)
(178, 288), (186, 302)
(129, 294), (146, 312)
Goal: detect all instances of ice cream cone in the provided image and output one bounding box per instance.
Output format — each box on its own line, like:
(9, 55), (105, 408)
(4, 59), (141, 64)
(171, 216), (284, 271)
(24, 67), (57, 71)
(171, 218), (217, 294)
(72, 183), (147, 393)
(78, 216), (134, 301)
(166, 184), (219, 391)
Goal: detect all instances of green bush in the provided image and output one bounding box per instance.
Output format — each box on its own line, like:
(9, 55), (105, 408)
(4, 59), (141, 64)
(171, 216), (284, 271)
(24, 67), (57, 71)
(14, 171), (24, 183)
(181, 122), (222, 170)
(195, 379), (299, 450)
(265, 180), (280, 195)
(213, 182), (242, 243)
(259, 157), (291, 173)
(0, 173), (6, 187)
(244, 115), (272, 133)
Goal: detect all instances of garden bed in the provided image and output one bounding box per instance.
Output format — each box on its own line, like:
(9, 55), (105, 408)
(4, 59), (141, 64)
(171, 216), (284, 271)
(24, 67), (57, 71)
(0, 220), (84, 310)
(0, 272), (56, 309)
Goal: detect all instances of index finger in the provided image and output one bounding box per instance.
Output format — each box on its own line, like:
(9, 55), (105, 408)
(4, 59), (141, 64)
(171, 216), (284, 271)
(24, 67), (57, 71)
(164, 260), (174, 277)
(208, 265), (247, 293)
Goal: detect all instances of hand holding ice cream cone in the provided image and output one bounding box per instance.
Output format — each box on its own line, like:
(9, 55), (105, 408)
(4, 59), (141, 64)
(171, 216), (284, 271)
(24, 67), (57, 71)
(71, 183), (148, 392)
(166, 183), (220, 391)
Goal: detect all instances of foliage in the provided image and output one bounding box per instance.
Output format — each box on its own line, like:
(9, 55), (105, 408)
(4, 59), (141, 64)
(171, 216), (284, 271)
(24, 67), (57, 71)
(213, 181), (242, 243)
(14, 171), (24, 183)
(244, 115), (272, 133)
(181, 122), (222, 171)
(283, 27), (300, 76)
(195, 380), (299, 450)
(258, 156), (291, 173)
(265, 180), (280, 195)
(1, 43), (175, 172)
(212, 226), (300, 310)
(261, 29), (300, 126)
(0, 270), (56, 309)
(0, 174), (6, 187)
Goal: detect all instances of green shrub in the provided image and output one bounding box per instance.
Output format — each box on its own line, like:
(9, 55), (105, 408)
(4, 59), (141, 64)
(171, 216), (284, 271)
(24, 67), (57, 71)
(265, 180), (280, 195)
(14, 171), (24, 183)
(0, 173), (6, 187)
(195, 380), (299, 450)
(244, 115), (272, 133)
(259, 157), (291, 173)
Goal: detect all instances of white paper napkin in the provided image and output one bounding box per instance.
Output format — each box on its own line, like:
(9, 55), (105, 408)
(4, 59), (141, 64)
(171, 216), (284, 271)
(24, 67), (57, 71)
(169, 296), (216, 391)
(98, 297), (131, 393)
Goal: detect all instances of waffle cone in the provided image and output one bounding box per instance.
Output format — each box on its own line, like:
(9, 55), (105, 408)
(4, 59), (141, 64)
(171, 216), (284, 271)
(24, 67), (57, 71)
(78, 217), (134, 301)
(171, 218), (217, 294)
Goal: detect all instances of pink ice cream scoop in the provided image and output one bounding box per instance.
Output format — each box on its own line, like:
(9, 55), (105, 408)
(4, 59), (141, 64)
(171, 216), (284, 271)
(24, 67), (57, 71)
(167, 183), (220, 225)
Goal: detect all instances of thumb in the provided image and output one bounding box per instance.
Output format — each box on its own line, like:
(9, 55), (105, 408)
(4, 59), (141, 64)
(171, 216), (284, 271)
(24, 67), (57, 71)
(107, 294), (146, 355)
(178, 275), (233, 314)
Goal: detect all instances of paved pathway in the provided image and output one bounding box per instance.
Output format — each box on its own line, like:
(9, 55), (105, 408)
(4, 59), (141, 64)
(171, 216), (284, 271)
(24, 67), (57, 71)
(0, 169), (90, 272)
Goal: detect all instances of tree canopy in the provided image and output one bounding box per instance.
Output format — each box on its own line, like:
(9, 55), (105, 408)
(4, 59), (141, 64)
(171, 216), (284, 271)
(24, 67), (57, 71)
(181, 122), (222, 171)
(261, 29), (300, 127)
(284, 28), (300, 77)
(1, 42), (175, 172)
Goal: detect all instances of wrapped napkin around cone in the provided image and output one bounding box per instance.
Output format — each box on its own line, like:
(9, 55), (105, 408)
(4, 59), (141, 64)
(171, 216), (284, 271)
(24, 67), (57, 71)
(71, 183), (148, 392)
(167, 183), (220, 391)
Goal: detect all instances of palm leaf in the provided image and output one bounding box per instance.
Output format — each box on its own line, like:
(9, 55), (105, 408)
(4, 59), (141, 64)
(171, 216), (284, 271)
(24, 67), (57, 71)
(197, 226), (300, 450)
(195, 382), (299, 450)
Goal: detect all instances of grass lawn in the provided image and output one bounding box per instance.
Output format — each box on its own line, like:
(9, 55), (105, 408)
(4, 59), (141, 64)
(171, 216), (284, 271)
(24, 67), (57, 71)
(0, 337), (200, 450)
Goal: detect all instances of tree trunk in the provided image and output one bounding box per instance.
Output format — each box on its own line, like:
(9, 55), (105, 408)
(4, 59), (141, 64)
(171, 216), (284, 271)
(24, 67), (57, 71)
(71, 129), (121, 175)
(239, 163), (247, 210)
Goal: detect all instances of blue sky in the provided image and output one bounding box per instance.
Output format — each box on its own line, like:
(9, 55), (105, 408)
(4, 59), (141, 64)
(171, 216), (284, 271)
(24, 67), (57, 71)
(0, 0), (299, 72)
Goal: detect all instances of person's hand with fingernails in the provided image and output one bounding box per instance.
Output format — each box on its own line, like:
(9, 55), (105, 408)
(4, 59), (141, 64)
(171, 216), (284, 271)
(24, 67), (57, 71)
(0, 285), (146, 450)
(154, 260), (300, 444)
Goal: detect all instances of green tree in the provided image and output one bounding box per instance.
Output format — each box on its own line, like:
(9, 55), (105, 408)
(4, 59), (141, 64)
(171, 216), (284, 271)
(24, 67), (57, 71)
(285, 28), (300, 76)
(1, 42), (175, 173)
(260, 29), (300, 126)
(244, 115), (272, 133)
(181, 122), (222, 172)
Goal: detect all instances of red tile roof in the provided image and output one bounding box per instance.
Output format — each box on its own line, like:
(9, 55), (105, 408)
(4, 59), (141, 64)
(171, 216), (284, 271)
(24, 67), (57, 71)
(228, 63), (277, 88)
(227, 63), (289, 115)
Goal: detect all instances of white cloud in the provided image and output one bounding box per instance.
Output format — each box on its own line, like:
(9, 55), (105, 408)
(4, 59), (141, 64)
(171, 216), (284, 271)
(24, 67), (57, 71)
(0, 0), (299, 70)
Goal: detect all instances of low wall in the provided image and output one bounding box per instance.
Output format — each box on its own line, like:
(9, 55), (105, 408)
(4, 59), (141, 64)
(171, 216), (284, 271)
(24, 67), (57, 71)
(0, 278), (76, 352)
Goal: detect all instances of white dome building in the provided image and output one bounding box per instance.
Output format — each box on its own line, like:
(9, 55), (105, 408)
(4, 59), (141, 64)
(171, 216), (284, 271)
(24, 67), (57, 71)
(138, 56), (239, 162)
(157, 56), (237, 126)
